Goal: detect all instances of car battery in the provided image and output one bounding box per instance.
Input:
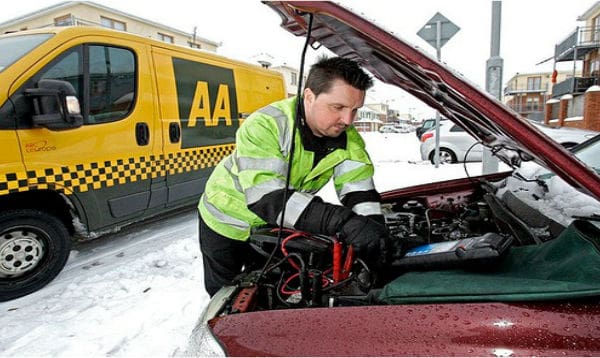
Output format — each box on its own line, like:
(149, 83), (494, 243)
(391, 233), (513, 270)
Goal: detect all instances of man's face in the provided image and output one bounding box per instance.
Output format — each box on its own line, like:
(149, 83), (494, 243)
(303, 79), (365, 138)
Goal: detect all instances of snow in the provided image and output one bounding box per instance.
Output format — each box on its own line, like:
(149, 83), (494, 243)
(0, 131), (597, 357)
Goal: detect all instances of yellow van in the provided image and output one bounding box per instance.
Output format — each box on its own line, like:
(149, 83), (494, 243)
(0, 26), (286, 301)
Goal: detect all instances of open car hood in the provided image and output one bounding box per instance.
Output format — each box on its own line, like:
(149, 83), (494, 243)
(265, 1), (600, 202)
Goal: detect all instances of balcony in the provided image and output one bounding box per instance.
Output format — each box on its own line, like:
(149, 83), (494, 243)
(504, 84), (547, 96)
(551, 76), (599, 98)
(555, 26), (600, 62)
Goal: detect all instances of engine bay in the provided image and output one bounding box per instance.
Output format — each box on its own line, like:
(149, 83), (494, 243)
(219, 176), (563, 314)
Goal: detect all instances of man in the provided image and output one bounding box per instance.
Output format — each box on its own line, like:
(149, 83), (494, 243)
(198, 56), (388, 296)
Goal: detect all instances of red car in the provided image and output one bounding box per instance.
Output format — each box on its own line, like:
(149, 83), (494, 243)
(189, 2), (600, 356)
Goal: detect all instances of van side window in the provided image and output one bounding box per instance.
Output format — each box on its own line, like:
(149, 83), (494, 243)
(88, 46), (135, 123)
(40, 47), (83, 100)
(37, 44), (136, 125)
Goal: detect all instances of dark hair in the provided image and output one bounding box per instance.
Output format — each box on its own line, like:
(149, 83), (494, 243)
(304, 56), (373, 96)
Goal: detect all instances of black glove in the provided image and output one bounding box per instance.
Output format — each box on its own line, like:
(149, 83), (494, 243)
(339, 214), (389, 267)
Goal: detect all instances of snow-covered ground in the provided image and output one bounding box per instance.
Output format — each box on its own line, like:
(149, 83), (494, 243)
(0, 131), (511, 357)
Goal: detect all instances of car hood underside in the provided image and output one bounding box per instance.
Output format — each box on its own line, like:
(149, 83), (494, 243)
(264, 1), (600, 202)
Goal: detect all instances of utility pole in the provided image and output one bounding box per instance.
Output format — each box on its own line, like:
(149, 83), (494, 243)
(483, 0), (503, 173)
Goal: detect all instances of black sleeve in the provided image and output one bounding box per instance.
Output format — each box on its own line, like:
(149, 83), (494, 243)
(293, 197), (354, 236)
(247, 188), (292, 226)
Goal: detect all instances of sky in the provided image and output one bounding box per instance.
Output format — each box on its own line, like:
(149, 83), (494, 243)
(1, 131), (599, 356)
(1, 0), (597, 117)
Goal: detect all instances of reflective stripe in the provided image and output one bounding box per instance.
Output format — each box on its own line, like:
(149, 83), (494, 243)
(334, 160), (367, 177)
(338, 177), (376, 200)
(276, 191), (313, 228)
(237, 156), (288, 177)
(245, 178), (288, 205)
(257, 105), (292, 158)
(222, 156), (243, 193)
(222, 156), (234, 170)
(352, 201), (383, 216)
(202, 195), (250, 231)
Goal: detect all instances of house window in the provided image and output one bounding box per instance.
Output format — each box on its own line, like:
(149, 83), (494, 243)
(594, 16), (600, 41)
(291, 72), (297, 86)
(100, 16), (126, 31)
(526, 97), (540, 111)
(527, 76), (541, 91)
(592, 59), (600, 77)
(188, 42), (201, 49)
(54, 14), (73, 26)
(158, 33), (174, 44)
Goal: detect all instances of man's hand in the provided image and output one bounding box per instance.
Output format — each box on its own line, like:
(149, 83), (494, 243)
(339, 215), (389, 267)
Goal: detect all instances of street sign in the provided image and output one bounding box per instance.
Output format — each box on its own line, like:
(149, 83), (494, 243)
(417, 12), (460, 50)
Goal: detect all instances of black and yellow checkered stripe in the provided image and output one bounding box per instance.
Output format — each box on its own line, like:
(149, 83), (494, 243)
(0, 144), (234, 196)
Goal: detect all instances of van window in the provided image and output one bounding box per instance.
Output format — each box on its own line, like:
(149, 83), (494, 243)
(88, 46), (135, 123)
(0, 33), (53, 73)
(41, 47), (83, 97)
(38, 44), (136, 124)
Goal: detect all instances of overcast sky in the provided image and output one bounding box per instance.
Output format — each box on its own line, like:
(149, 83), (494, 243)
(2, 0), (596, 118)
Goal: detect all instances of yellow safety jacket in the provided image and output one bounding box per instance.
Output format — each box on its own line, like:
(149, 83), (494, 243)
(199, 96), (381, 240)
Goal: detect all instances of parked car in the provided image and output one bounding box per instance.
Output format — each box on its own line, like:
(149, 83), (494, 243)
(419, 122), (482, 164)
(420, 121), (598, 164)
(379, 124), (402, 133)
(380, 123), (413, 133)
(190, 2), (600, 356)
(414, 118), (437, 139)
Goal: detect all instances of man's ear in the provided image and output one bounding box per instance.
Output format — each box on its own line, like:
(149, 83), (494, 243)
(304, 88), (314, 103)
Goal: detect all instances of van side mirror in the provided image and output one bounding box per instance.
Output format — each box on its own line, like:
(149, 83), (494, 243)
(24, 79), (83, 130)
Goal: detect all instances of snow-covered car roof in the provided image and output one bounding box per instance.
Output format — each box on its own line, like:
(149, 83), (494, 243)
(265, 1), (600, 201)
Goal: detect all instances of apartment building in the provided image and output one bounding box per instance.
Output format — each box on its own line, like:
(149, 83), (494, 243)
(0, 1), (219, 51)
(546, 1), (600, 131)
(504, 71), (575, 121)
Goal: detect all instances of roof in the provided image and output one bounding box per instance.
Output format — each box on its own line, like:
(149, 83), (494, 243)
(578, 1), (600, 21)
(0, 1), (220, 47)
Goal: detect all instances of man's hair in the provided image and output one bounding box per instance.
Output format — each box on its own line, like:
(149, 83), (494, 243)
(304, 56), (373, 96)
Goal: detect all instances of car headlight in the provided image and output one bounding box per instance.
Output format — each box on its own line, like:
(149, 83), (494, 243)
(182, 286), (236, 357)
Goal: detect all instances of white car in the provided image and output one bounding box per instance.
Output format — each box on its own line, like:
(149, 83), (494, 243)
(420, 121), (598, 164)
(380, 124), (413, 133)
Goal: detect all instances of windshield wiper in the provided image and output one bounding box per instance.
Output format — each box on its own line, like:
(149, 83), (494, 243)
(572, 214), (600, 222)
(512, 172), (549, 193)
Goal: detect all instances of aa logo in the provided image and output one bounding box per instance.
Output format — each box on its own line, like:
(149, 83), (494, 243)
(172, 58), (238, 148)
(188, 81), (231, 127)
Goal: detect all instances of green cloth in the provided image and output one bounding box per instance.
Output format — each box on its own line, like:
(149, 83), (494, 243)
(378, 220), (600, 304)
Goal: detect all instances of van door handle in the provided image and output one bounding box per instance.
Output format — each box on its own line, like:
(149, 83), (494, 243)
(169, 122), (181, 143)
(136, 122), (149, 146)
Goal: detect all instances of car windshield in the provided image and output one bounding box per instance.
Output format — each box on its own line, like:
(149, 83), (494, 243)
(574, 136), (600, 173)
(499, 135), (600, 229)
(0, 33), (53, 73)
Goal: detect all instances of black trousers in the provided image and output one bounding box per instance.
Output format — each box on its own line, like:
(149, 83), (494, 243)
(198, 213), (263, 296)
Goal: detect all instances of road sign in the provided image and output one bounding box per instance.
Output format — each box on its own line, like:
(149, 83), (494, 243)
(417, 12), (460, 50)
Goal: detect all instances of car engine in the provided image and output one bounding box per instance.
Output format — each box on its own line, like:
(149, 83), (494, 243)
(219, 177), (559, 314)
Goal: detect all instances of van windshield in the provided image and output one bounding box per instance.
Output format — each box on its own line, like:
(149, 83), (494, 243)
(0, 33), (53, 73)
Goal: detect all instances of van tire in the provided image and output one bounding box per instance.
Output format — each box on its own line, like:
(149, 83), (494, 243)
(0, 210), (71, 301)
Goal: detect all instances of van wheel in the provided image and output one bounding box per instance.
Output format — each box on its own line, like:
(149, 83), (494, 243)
(0, 210), (71, 301)
(429, 148), (457, 164)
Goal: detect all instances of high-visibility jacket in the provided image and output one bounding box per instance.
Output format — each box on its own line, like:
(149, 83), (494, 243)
(198, 96), (382, 241)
